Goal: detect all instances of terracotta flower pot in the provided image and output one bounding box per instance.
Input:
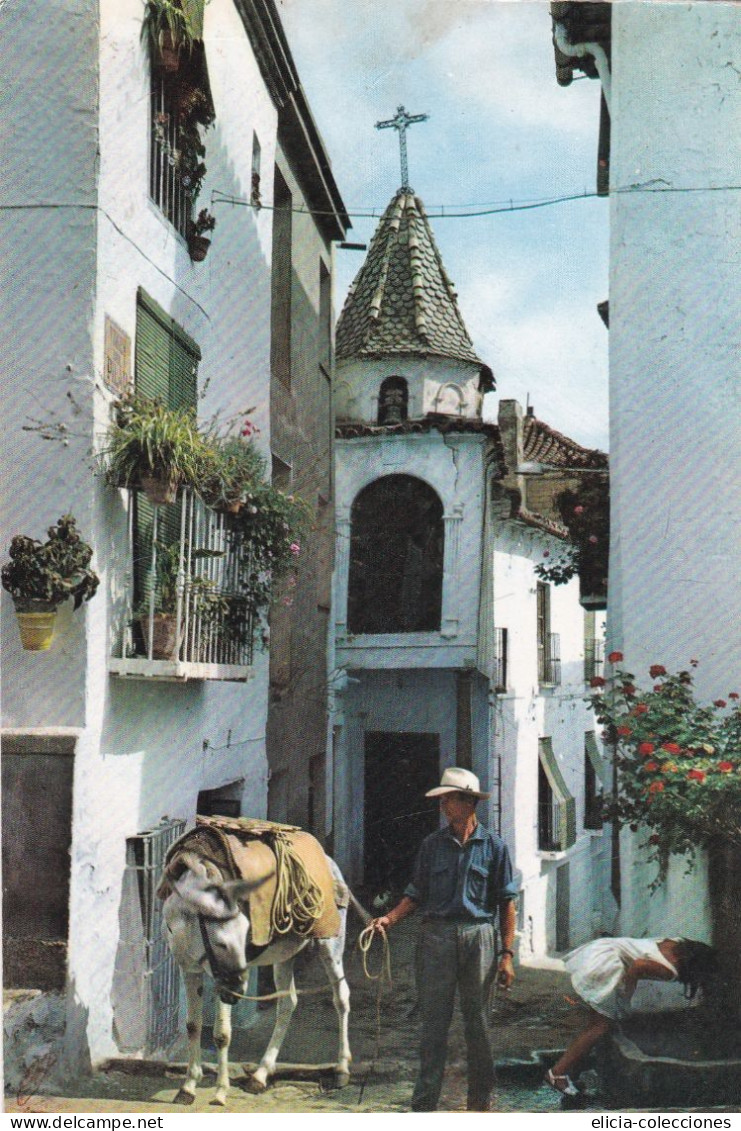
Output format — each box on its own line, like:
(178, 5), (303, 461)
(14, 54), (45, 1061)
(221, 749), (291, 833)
(140, 472), (178, 506)
(139, 613), (181, 660)
(158, 31), (181, 73)
(188, 235), (211, 262)
(14, 604), (57, 651)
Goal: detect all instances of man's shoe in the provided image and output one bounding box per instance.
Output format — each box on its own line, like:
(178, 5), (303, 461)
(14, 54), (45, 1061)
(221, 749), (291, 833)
(467, 1093), (491, 1112)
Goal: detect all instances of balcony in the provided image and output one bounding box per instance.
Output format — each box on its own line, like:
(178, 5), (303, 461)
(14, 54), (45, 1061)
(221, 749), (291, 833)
(109, 490), (256, 683)
(493, 627), (508, 692)
(538, 632), (561, 686)
(584, 636), (605, 683)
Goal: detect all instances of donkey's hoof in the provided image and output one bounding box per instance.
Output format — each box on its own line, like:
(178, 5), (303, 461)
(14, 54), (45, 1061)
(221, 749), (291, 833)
(174, 1089), (196, 1105)
(334, 1069), (351, 1088)
(210, 1092), (228, 1107)
(239, 1075), (268, 1094)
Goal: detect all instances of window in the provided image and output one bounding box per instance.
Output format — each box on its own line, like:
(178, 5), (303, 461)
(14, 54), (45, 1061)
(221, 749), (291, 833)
(251, 133), (262, 209)
(198, 780), (244, 818)
(133, 290), (199, 622)
(584, 732), (606, 831)
(538, 738), (576, 852)
(378, 376), (409, 425)
(319, 260), (332, 376)
(348, 475), (444, 634)
(271, 167), (292, 388)
(537, 582), (560, 685)
(149, 45), (214, 237)
(110, 292), (256, 674)
(584, 610), (604, 682)
(494, 627), (508, 692)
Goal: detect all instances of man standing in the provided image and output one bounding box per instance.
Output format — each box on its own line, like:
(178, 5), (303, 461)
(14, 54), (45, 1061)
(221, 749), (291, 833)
(372, 766), (517, 1112)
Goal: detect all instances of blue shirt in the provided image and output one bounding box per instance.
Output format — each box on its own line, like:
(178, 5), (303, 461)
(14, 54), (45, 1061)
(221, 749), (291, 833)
(404, 822), (518, 922)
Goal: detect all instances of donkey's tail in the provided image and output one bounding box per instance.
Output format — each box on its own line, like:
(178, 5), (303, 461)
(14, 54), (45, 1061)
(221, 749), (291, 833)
(347, 888), (372, 926)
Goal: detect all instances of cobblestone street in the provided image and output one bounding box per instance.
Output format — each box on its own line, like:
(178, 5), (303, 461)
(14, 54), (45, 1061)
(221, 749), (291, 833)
(6, 921), (587, 1115)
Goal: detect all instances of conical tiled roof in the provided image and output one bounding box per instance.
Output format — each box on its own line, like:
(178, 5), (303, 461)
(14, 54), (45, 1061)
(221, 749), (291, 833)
(336, 190), (481, 365)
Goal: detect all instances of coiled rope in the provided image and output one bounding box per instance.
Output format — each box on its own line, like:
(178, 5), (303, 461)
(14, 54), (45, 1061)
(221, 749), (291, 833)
(269, 832), (325, 937)
(355, 925), (393, 1104)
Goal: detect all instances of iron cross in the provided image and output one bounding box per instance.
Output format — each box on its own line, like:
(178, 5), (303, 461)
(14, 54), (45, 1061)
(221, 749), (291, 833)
(375, 105), (429, 190)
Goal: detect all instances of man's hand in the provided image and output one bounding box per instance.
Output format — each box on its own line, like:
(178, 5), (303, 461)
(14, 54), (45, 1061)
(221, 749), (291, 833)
(497, 953), (515, 990)
(371, 915), (391, 934)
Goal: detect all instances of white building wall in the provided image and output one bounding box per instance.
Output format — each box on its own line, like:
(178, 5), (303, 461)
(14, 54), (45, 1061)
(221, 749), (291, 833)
(489, 523), (610, 958)
(1, 0), (284, 1067)
(335, 431), (488, 669)
(336, 355), (483, 422)
(608, 2), (741, 938)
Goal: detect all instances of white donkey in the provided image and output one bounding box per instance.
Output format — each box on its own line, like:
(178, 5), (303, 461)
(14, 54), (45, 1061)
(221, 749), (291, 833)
(162, 853), (355, 1106)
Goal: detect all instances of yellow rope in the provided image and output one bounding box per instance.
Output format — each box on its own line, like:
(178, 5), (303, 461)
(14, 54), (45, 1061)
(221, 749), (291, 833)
(355, 926), (392, 1104)
(269, 833), (325, 937)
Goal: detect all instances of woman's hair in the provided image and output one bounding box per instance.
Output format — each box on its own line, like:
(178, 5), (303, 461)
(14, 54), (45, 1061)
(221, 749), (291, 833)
(676, 939), (720, 1000)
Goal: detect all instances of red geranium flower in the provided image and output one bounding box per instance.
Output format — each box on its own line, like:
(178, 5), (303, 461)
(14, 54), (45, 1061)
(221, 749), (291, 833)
(590, 676), (606, 688)
(653, 684), (664, 692)
(638, 742), (655, 756)
(649, 834), (661, 846)
(644, 761), (659, 772)
(623, 685), (636, 697)
(617, 725), (632, 737)
(649, 665), (667, 679)
(687, 769), (706, 783)
(713, 699), (727, 708)
(648, 780), (665, 793)
(631, 703), (648, 716)
(729, 693), (740, 701)
(661, 742), (681, 755)
(718, 762), (734, 773)
(607, 651), (623, 663)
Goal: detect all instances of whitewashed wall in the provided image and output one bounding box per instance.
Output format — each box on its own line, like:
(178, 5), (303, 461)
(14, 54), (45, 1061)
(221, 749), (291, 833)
(336, 355), (482, 422)
(607, 2), (741, 939)
(1, 0), (282, 1067)
(490, 524), (610, 956)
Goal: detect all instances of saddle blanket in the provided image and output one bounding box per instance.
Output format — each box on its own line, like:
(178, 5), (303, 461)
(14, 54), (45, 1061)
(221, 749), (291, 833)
(157, 816), (341, 946)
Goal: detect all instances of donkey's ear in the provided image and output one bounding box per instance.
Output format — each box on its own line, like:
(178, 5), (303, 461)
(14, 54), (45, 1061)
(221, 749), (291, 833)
(221, 878), (260, 908)
(173, 871), (239, 920)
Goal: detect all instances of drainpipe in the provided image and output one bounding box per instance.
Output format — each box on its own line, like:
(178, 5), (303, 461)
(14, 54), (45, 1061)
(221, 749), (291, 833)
(553, 22), (612, 113)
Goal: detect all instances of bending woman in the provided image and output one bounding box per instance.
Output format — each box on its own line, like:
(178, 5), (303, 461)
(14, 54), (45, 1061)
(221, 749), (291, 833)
(545, 937), (718, 1096)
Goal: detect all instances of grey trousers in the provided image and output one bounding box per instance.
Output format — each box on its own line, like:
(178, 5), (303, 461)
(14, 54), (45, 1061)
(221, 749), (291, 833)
(411, 918), (496, 1112)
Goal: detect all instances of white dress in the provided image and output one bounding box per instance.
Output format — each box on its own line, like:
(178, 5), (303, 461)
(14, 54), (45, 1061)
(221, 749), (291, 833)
(564, 937), (679, 1020)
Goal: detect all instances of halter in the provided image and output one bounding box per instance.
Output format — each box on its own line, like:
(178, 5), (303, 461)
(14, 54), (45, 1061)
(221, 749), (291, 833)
(197, 911), (269, 989)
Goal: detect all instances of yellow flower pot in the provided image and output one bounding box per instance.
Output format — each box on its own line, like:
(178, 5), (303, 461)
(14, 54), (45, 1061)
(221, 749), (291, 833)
(15, 609), (57, 651)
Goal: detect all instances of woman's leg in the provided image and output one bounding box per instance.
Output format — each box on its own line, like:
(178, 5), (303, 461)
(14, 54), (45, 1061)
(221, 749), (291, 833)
(548, 1008), (612, 1089)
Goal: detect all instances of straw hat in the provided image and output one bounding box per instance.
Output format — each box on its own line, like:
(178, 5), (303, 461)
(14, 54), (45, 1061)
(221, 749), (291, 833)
(425, 767), (490, 800)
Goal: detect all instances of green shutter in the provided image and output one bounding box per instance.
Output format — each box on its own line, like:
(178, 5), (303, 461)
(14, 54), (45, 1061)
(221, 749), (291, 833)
(585, 731), (608, 787)
(133, 291), (200, 632)
(539, 738), (576, 850)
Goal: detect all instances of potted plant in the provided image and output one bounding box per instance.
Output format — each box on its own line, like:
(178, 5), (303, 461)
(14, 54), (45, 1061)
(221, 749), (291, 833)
(1, 514), (99, 651)
(187, 208), (216, 262)
(535, 473), (609, 609)
(199, 427), (265, 513)
(102, 392), (211, 505)
(141, 0), (201, 71)
(137, 540), (183, 660)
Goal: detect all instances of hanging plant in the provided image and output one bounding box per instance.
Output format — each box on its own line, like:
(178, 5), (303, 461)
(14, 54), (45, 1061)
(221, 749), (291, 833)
(535, 472), (609, 606)
(1, 515), (99, 651)
(101, 392), (213, 504)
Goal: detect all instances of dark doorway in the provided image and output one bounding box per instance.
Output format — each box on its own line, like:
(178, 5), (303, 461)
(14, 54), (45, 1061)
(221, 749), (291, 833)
(364, 732), (440, 893)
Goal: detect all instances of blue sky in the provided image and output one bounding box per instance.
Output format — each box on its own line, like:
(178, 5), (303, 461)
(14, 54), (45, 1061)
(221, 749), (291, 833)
(277, 0), (610, 452)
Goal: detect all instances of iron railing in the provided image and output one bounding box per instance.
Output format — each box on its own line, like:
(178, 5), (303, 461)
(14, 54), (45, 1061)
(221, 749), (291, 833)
(494, 627), (508, 692)
(111, 490), (257, 678)
(539, 632), (561, 686)
(150, 77), (191, 238)
(126, 817), (186, 1053)
(584, 636), (605, 683)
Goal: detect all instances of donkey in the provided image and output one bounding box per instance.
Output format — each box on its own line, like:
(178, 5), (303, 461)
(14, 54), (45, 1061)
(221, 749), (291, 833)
(161, 851), (356, 1106)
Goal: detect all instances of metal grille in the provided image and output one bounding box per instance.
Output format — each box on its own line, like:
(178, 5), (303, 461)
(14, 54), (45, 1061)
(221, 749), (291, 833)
(126, 817), (186, 1053)
(493, 627), (508, 692)
(150, 76), (191, 237)
(540, 632), (561, 686)
(123, 490), (257, 669)
(584, 635), (605, 682)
